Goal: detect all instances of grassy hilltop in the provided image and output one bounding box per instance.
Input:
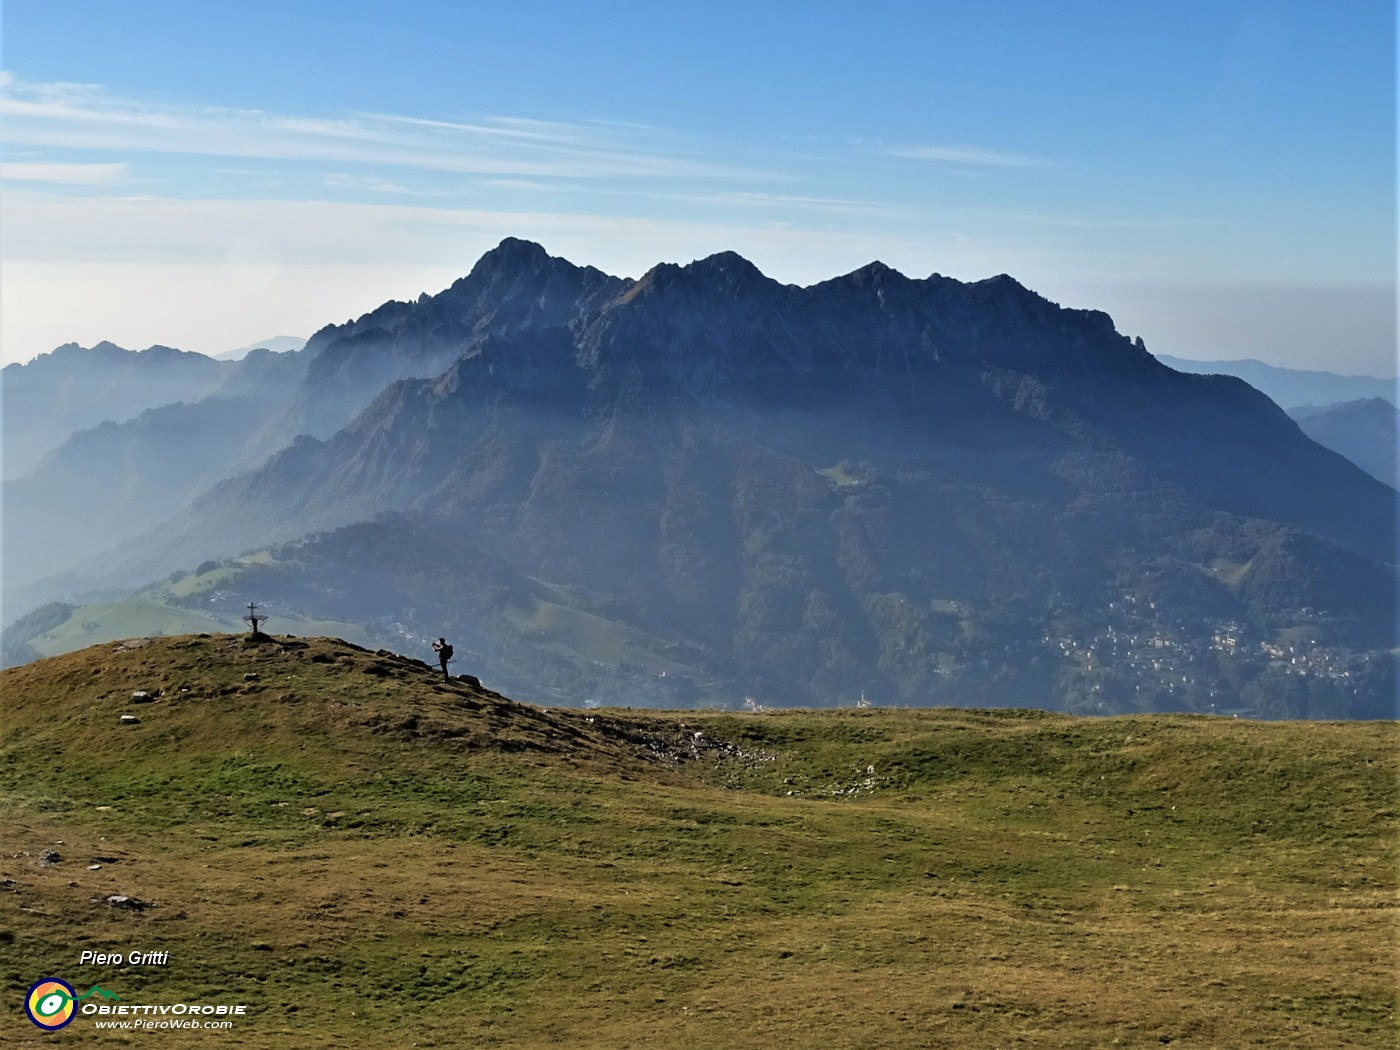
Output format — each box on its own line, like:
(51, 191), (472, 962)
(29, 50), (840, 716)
(1, 634), (1395, 1048)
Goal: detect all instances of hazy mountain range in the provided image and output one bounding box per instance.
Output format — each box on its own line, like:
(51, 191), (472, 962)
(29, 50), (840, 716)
(1156, 354), (1395, 411)
(1288, 398), (1397, 489)
(1158, 356), (1396, 488)
(4, 240), (1395, 717)
(214, 335), (307, 361)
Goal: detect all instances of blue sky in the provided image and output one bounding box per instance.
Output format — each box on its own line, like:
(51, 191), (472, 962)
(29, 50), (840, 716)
(2, 0), (1394, 374)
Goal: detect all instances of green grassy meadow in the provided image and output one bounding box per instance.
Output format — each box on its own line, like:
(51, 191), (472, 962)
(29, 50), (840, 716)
(1, 635), (1395, 1047)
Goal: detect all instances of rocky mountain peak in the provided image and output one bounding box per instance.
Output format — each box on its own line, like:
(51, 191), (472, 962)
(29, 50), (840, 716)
(682, 250), (774, 289)
(467, 236), (555, 277)
(620, 251), (781, 304)
(847, 259), (903, 285)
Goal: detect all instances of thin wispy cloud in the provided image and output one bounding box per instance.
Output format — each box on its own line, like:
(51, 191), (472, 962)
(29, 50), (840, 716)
(960, 207), (1210, 230)
(476, 179), (903, 218)
(0, 161), (127, 185)
(696, 190), (897, 212)
(369, 112), (628, 147)
(323, 173), (429, 196)
(882, 144), (1050, 168)
(484, 178), (561, 192)
(609, 187), (905, 218)
(0, 77), (188, 130)
(0, 74), (762, 182)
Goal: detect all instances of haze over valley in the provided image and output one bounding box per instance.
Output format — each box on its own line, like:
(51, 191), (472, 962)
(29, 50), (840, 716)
(4, 241), (1395, 720)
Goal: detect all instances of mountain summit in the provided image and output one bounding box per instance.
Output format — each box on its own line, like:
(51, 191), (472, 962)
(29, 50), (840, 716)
(8, 241), (1396, 716)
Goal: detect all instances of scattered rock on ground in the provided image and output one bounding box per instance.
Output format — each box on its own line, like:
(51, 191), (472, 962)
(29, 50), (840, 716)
(106, 895), (151, 911)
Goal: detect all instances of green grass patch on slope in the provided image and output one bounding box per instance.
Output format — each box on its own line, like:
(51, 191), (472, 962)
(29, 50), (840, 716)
(504, 596), (701, 675)
(24, 602), (233, 656)
(1, 634), (1395, 1048)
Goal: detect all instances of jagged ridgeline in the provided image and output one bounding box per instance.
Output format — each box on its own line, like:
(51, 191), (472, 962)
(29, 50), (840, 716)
(3, 240), (1396, 715)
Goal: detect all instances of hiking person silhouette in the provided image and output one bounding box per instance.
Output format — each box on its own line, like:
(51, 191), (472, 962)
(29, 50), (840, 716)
(431, 638), (454, 681)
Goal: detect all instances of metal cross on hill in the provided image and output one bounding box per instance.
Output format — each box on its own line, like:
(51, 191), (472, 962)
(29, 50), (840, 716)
(242, 602), (266, 635)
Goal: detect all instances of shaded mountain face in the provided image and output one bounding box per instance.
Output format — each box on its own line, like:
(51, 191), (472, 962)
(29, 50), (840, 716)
(284, 237), (631, 441)
(10, 241), (1398, 716)
(140, 243), (1394, 563)
(1289, 398), (1397, 490)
